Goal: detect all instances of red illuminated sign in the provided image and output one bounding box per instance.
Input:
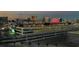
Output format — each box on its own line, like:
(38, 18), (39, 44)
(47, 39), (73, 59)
(50, 18), (60, 24)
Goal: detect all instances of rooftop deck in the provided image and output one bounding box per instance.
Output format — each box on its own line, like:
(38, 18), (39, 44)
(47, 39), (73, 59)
(0, 24), (79, 47)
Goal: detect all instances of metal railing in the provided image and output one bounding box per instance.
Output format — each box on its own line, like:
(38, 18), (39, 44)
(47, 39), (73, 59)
(0, 31), (67, 47)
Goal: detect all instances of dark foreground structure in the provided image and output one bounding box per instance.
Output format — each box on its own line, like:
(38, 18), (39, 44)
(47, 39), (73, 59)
(1, 30), (79, 47)
(0, 31), (73, 47)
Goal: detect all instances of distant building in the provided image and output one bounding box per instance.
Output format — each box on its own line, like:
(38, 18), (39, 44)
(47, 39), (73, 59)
(76, 19), (79, 23)
(31, 16), (37, 21)
(42, 16), (51, 26)
(0, 17), (8, 25)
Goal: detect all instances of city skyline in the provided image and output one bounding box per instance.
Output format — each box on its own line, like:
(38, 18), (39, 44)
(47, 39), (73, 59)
(0, 11), (79, 20)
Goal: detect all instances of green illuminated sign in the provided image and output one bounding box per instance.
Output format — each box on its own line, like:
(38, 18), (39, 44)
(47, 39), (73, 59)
(9, 28), (16, 35)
